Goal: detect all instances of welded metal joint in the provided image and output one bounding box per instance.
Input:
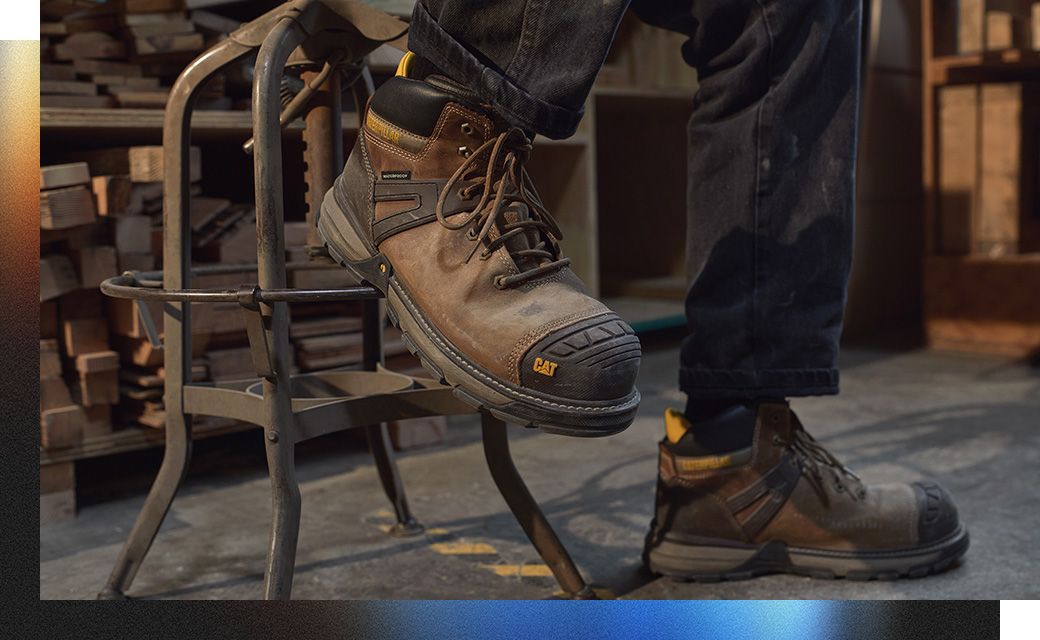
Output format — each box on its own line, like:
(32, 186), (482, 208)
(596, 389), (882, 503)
(237, 284), (276, 378)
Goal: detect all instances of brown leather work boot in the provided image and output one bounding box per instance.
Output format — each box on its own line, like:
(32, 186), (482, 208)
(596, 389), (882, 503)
(317, 66), (641, 436)
(644, 404), (969, 580)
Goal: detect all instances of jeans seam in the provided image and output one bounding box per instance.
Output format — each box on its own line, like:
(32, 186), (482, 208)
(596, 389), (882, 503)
(505, 0), (545, 81)
(752, 0), (776, 382)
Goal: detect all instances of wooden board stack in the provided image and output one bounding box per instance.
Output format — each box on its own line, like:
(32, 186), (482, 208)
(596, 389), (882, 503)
(959, 0), (1040, 54)
(41, 0), (240, 110)
(936, 82), (1040, 256)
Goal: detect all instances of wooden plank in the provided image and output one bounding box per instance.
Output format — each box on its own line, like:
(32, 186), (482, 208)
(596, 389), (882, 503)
(92, 74), (161, 88)
(388, 415), (447, 451)
(959, 0), (985, 54)
(1033, 2), (1040, 50)
(63, 316), (109, 356)
(83, 403), (114, 439)
(78, 369), (120, 406)
(123, 0), (186, 13)
(54, 32), (128, 60)
(41, 94), (117, 109)
(133, 33), (204, 56)
(40, 255), (79, 301)
(41, 405), (86, 449)
(72, 58), (143, 76)
(114, 90), (171, 109)
(977, 83), (1037, 256)
(75, 350), (120, 374)
(92, 174), (133, 216)
(40, 185), (97, 230)
(40, 63), (77, 81)
(40, 461), (75, 494)
(115, 215), (154, 253)
(40, 339), (63, 379)
(73, 245), (118, 289)
(41, 376), (73, 411)
(937, 85), (978, 254)
(985, 11), (1018, 50)
(40, 162), (91, 190)
(40, 80), (98, 96)
(124, 19), (196, 37)
(130, 145), (200, 182)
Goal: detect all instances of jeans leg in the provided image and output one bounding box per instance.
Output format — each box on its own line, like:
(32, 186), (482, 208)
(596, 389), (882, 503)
(637, 0), (862, 399)
(408, 0), (630, 138)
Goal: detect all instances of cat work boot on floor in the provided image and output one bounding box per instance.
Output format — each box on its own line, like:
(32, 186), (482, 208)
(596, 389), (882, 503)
(317, 54), (640, 436)
(644, 404), (969, 580)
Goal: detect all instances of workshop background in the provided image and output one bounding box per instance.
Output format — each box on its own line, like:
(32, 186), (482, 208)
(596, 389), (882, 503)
(39, 0), (1040, 599)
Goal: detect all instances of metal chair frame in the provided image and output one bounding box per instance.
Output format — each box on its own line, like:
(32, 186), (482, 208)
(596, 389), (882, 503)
(96, 0), (594, 600)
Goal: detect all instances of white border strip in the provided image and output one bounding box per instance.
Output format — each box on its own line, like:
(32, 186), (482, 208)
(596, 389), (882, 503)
(1001, 601), (1028, 640)
(1, 3), (40, 41)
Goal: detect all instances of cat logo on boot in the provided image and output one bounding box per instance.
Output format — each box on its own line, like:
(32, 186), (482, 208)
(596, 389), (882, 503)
(532, 357), (558, 377)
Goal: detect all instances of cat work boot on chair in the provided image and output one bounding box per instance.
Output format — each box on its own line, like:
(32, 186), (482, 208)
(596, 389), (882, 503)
(317, 53), (641, 436)
(644, 403), (969, 580)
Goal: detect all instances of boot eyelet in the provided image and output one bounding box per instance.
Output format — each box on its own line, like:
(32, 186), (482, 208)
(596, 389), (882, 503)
(457, 146), (471, 158)
(772, 435), (783, 445)
(466, 228), (478, 241)
(834, 483), (845, 493)
(460, 122), (474, 136)
(492, 275), (507, 289)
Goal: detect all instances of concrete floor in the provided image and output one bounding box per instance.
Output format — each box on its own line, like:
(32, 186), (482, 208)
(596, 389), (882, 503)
(40, 342), (1040, 599)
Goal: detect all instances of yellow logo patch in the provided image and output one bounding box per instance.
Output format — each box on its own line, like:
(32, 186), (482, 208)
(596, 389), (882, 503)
(678, 455), (734, 472)
(532, 357), (558, 377)
(367, 114), (401, 145)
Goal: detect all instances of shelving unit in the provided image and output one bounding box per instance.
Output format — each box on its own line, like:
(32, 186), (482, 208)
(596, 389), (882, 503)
(921, 0), (1040, 356)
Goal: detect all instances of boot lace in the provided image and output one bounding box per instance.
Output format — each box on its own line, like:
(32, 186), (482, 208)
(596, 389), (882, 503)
(435, 127), (570, 288)
(777, 421), (865, 501)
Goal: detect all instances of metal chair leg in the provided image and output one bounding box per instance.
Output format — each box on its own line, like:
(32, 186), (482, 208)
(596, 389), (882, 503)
(360, 298), (422, 535)
(97, 411), (193, 599)
(261, 409), (302, 600)
(480, 412), (596, 599)
(366, 423), (423, 535)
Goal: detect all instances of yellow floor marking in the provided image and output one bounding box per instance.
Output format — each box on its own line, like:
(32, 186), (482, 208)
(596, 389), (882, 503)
(424, 527), (450, 536)
(373, 508), (394, 519)
(430, 542), (497, 555)
(480, 563), (554, 578)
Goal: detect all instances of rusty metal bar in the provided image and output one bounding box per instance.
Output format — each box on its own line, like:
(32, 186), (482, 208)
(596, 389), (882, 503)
(97, 37), (254, 601)
(252, 14), (309, 601)
(481, 413), (597, 599)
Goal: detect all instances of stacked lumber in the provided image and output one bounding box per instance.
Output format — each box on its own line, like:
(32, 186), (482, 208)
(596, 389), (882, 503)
(936, 82), (1040, 255)
(959, 0), (1040, 54)
(596, 14), (698, 91)
(41, 0), (241, 110)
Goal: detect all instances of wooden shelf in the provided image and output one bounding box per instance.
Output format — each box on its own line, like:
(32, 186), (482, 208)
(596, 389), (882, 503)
(929, 49), (1040, 84)
(40, 417), (254, 466)
(41, 107), (361, 137)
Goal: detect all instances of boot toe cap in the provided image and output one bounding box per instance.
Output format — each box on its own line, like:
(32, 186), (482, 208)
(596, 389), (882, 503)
(913, 481), (961, 544)
(519, 314), (641, 403)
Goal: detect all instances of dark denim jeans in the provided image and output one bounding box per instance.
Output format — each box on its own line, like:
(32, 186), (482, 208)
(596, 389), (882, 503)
(409, 0), (861, 399)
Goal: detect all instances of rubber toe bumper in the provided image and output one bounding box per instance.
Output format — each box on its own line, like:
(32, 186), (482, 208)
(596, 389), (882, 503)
(519, 314), (641, 403)
(914, 481), (961, 544)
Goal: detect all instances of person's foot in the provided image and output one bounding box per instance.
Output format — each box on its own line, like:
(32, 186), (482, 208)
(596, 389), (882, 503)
(317, 58), (641, 436)
(643, 403), (969, 580)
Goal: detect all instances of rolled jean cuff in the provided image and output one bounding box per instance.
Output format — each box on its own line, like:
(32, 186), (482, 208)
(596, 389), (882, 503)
(680, 367), (839, 399)
(407, 2), (584, 139)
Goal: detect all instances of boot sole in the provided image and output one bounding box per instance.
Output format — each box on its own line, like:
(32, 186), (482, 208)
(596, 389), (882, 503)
(644, 525), (969, 582)
(317, 187), (640, 438)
